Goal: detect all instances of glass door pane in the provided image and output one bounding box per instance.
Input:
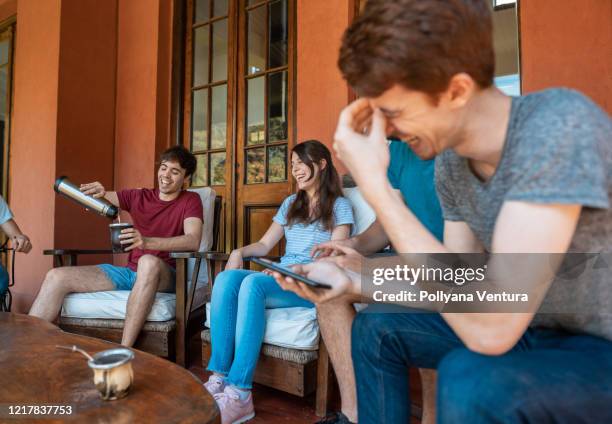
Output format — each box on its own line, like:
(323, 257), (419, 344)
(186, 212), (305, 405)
(269, 0), (287, 68)
(211, 84), (227, 149)
(247, 6), (266, 74)
(193, 26), (210, 86)
(212, 19), (228, 82)
(191, 89), (209, 151)
(247, 76), (265, 146)
(267, 71), (287, 142)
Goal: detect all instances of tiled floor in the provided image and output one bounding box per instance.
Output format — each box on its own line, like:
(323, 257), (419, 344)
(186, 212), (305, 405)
(187, 335), (422, 423)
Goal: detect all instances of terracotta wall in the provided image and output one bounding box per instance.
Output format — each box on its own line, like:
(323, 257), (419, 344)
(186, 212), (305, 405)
(9, 0), (61, 311)
(0, 0), (15, 22)
(115, 0), (172, 193)
(296, 0), (351, 173)
(54, 0), (117, 256)
(113, 0), (173, 266)
(9, 0), (118, 312)
(520, 0), (612, 114)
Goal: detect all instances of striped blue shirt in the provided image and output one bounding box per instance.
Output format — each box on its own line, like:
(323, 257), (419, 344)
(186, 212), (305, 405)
(273, 194), (355, 266)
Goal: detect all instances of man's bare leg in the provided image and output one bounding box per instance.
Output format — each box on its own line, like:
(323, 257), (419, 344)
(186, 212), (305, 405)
(419, 369), (437, 424)
(319, 297), (439, 424)
(29, 266), (114, 321)
(121, 255), (174, 347)
(317, 294), (361, 423)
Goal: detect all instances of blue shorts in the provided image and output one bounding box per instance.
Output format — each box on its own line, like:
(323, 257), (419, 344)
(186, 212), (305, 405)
(97, 264), (176, 291)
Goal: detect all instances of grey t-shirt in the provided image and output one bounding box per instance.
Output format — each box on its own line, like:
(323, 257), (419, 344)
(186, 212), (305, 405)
(435, 88), (612, 341)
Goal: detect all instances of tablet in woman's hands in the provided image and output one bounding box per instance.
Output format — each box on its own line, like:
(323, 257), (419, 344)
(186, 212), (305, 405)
(247, 257), (332, 289)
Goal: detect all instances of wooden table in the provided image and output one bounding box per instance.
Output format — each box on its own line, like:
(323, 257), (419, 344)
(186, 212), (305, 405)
(0, 313), (219, 423)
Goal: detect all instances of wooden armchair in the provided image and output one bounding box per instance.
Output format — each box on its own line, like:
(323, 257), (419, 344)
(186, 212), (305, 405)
(200, 253), (333, 417)
(45, 190), (222, 367)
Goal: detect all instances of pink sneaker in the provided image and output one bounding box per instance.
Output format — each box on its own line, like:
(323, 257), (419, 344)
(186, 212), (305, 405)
(204, 374), (226, 395)
(213, 386), (255, 424)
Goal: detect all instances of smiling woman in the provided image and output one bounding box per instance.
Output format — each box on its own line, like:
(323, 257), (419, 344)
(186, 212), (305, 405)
(203, 139), (354, 423)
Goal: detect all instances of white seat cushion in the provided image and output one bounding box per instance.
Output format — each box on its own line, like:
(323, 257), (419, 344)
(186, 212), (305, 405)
(187, 187), (216, 296)
(187, 187), (216, 252)
(342, 186), (376, 235)
(61, 291), (176, 322)
(205, 303), (320, 350)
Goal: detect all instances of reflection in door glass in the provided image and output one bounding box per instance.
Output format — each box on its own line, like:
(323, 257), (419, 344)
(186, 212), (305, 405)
(492, 5), (520, 95)
(191, 89), (209, 151)
(0, 41), (8, 66)
(246, 148), (265, 184)
(268, 71), (287, 142)
(212, 19), (228, 82)
(211, 84), (227, 149)
(193, 26), (210, 86)
(247, 77), (265, 145)
(195, 0), (210, 23)
(213, 0), (228, 17)
(267, 145), (286, 182)
(269, 0), (288, 68)
(193, 154), (209, 186)
(247, 6), (266, 74)
(210, 152), (226, 185)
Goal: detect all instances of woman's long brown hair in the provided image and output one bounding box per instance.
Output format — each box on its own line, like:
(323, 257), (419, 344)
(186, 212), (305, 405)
(286, 140), (343, 231)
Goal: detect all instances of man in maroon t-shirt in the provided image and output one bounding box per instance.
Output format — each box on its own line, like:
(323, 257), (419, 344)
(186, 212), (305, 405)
(30, 146), (203, 347)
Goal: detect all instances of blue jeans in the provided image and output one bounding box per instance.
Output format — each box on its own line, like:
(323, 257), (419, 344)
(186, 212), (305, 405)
(351, 306), (612, 424)
(207, 269), (313, 389)
(0, 264), (8, 297)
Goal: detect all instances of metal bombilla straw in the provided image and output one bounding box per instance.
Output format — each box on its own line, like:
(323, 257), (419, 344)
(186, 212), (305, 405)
(56, 345), (94, 361)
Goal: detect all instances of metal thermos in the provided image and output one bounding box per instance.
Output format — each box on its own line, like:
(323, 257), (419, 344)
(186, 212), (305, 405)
(54, 176), (119, 219)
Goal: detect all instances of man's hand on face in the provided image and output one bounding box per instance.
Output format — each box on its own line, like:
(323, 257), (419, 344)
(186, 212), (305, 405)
(120, 227), (147, 251)
(310, 238), (358, 259)
(271, 261), (359, 304)
(333, 98), (390, 193)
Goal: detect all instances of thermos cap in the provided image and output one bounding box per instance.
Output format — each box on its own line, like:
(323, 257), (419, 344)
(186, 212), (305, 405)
(54, 176), (68, 193)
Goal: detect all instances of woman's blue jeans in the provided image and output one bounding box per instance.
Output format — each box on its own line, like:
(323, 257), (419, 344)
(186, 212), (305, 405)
(207, 269), (313, 389)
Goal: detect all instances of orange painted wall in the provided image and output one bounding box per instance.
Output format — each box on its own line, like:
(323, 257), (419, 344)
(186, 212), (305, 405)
(114, 0), (173, 265)
(54, 0), (117, 255)
(520, 0), (612, 114)
(9, 0), (61, 311)
(9, 0), (118, 312)
(0, 0), (16, 22)
(296, 0), (351, 173)
(115, 0), (170, 193)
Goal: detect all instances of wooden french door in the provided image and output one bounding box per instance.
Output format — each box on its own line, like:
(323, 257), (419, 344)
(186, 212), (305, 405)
(184, 0), (294, 253)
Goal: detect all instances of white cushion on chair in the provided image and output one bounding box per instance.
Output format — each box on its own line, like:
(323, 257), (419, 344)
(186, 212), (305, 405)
(204, 303), (320, 350)
(187, 187), (216, 302)
(187, 187), (216, 253)
(342, 187), (376, 235)
(61, 291), (176, 321)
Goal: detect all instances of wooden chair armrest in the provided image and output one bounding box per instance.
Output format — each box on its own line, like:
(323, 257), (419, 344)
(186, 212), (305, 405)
(169, 251), (211, 259)
(204, 252), (229, 261)
(43, 249), (114, 267)
(43, 249), (113, 255)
